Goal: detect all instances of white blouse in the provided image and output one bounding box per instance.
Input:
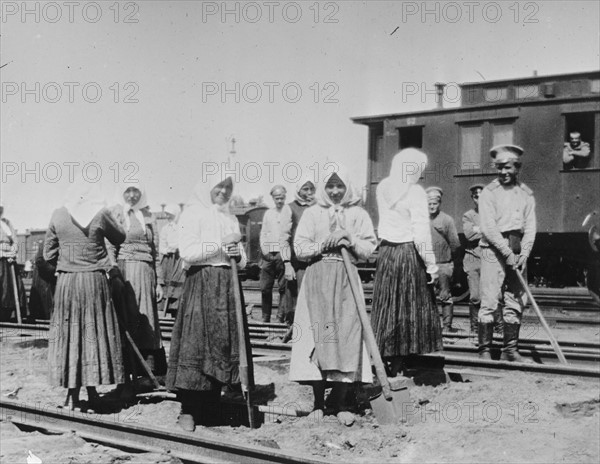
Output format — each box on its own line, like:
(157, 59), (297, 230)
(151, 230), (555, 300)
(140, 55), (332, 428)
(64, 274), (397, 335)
(377, 183), (437, 274)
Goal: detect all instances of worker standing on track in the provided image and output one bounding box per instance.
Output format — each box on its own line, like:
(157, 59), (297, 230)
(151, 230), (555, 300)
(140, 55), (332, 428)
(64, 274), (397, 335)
(478, 144), (536, 362)
(279, 177), (316, 332)
(166, 175), (246, 432)
(426, 186), (461, 333)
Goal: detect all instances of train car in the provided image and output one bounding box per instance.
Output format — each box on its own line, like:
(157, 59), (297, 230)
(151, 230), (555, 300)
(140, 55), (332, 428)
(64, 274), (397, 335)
(352, 70), (600, 296)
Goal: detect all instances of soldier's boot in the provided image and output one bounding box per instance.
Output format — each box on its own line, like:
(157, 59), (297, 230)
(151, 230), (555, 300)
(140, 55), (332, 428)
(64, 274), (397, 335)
(500, 323), (531, 363)
(469, 304), (479, 344)
(493, 307), (504, 336)
(478, 322), (494, 360)
(442, 304), (458, 333)
(261, 292), (272, 323)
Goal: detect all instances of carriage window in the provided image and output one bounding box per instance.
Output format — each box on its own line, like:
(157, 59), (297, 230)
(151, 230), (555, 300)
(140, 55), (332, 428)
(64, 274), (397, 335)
(515, 84), (539, 100)
(484, 87), (507, 102)
(460, 124), (483, 169)
(563, 112), (597, 170)
(398, 126), (423, 149)
(492, 122), (514, 146)
(591, 79), (600, 93)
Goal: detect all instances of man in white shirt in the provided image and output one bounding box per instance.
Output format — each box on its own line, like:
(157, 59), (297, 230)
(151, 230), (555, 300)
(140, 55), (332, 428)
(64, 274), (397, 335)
(259, 185), (288, 323)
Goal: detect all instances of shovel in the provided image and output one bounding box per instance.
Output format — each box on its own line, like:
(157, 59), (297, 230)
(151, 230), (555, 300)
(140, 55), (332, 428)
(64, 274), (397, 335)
(514, 270), (568, 364)
(230, 255), (258, 428)
(9, 261), (23, 324)
(340, 247), (414, 425)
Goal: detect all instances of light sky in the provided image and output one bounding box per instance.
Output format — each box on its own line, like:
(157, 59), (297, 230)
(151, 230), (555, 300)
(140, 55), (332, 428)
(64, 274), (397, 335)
(1, 0), (599, 231)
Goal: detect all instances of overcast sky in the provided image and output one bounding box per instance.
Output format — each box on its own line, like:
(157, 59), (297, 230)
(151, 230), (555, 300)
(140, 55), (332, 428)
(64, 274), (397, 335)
(1, 0), (599, 230)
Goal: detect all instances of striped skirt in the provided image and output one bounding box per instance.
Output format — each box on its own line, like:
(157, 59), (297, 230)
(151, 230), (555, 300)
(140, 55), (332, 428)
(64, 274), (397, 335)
(48, 271), (125, 388)
(371, 242), (443, 358)
(118, 260), (162, 351)
(0, 259), (28, 321)
(166, 266), (241, 392)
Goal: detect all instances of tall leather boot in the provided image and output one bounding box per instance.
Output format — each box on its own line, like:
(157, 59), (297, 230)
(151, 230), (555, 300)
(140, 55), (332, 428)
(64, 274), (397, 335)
(261, 292), (272, 323)
(478, 322), (494, 360)
(442, 304), (457, 333)
(500, 323), (530, 363)
(469, 304), (479, 344)
(493, 306), (504, 335)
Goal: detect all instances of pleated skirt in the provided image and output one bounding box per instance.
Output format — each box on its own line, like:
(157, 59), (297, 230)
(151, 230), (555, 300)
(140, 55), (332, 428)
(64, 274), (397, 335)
(166, 266), (240, 392)
(371, 242), (443, 358)
(48, 271), (125, 388)
(289, 260), (371, 384)
(0, 259), (28, 321)
(118, 260), (162, 351)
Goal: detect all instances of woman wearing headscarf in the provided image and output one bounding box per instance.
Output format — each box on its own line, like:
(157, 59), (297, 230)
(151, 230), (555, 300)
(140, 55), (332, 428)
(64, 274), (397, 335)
(166, 175), (246, 432)
(289, 169), (377, 426)
(370, 148), (442, 377)
(44, 182), (126, 410)
(29, 239), (57, 319)
(159, 203), (185, 316)
(279, 176), (316, 328)
(0, 202), (28, 322)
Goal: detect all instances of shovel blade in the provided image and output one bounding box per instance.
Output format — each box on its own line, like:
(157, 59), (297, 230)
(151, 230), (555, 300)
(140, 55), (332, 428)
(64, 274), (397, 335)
(369, 376), (415, 425)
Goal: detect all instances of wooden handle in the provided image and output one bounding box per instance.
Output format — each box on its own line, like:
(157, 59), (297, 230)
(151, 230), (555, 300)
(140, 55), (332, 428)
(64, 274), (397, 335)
(515, 270), (568, 364)
(340, 248), (393, 401)
(230, 258), (257, 428)
(9, 263), (22, 324)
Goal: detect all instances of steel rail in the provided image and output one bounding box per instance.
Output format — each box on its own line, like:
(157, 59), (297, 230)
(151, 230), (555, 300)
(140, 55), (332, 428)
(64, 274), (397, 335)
(0, 399), (334, 464)
(3, 323), (600, 376)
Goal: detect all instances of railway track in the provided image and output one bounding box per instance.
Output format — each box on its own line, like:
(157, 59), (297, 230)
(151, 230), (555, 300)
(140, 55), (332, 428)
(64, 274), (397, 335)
(3, 320), (599, 378)
(0, 399), (334, 464)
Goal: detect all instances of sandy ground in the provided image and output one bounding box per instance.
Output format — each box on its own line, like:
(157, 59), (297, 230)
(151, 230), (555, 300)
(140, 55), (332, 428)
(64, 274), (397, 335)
(1, 332), (599, 464)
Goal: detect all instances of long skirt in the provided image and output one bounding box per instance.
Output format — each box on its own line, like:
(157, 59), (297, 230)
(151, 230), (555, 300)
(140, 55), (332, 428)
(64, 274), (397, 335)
(166, 266), (241, 392)
(29, 267), (56, 320)
(371, 242), (443, 358)
(0, 259), (28, 322)
(289, 260), (371, 384)
(48, 271), (125, 388)
(117, 260), (162, 351)
(160, 252), (185, 313)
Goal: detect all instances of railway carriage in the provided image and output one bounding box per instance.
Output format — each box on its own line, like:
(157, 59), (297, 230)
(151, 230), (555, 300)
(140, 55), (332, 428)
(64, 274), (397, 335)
(352, 70), (600, 297)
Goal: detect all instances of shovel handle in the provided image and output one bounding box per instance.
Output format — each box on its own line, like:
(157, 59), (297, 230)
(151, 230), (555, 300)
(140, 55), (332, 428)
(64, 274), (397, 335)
(340, 248), (393, 401)
(514, 270), (568, 364)
(9, 262), (23, 324)
(230, 257), (258, 428)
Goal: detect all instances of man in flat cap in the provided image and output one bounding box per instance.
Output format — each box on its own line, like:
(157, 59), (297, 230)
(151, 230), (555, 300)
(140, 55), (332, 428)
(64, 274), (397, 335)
(427, 186), (461, 333)
(478, 144), (536, 362)
(259, 185), (288, 323)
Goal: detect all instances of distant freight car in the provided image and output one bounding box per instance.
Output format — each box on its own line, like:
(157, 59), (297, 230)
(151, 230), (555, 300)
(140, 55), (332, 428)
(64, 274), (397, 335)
(352, 70), (600, 297)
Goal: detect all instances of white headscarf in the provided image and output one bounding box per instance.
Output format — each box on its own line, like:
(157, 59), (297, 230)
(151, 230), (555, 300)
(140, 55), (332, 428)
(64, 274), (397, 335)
(64, 181), (107, 228)
(316, 167), (361, 232)
(294, 176), (317, 206)
(187, 176), (233, 214)
(117, 182), (148, 232)
(378, 148), (428, 208)
(164, 203), (181, 222)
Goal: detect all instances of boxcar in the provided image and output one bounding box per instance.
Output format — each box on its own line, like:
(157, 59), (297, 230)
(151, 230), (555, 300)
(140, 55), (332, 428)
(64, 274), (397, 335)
(352, 70), (600, 294)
